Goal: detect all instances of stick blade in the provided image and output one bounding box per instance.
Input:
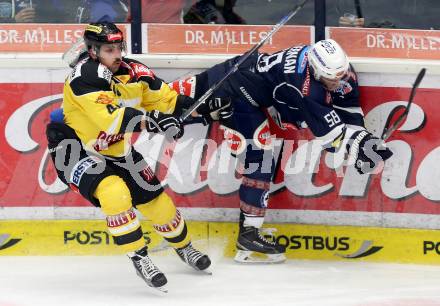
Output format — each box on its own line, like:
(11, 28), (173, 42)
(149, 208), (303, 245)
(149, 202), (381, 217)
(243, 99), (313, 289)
(382, 68), (426, 140)
(414, 68), (426, 88)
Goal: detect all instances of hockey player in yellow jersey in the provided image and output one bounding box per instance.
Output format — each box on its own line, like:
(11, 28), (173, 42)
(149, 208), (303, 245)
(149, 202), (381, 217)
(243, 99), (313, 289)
(46, 22), (232, 292)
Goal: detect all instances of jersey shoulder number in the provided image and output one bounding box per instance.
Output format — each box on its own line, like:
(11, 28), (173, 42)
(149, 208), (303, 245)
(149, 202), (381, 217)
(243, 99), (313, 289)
(256, 45), (305, 74)
(256, 50), (285, 73)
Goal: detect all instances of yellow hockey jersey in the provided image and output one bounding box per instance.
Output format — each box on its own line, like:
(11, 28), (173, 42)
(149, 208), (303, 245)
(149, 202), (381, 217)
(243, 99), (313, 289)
(63, 57), (179, 158)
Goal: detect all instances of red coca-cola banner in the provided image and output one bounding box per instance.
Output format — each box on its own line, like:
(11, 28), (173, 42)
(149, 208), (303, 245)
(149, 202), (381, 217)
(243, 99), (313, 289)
(1, 82), (440, 215)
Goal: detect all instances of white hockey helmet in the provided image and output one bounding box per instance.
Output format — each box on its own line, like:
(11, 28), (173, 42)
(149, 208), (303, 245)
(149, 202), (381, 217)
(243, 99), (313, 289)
(308, 39), (349, 81)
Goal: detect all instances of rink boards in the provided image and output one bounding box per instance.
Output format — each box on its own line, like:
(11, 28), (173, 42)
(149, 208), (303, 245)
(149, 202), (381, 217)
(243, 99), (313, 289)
(1, 220), (439, 265)
(1, 53), (440, 267)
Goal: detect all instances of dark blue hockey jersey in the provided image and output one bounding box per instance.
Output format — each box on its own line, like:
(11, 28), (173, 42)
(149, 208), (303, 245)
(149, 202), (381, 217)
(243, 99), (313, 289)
(200, 44), (365, 147)
(253, 46), (364, 137)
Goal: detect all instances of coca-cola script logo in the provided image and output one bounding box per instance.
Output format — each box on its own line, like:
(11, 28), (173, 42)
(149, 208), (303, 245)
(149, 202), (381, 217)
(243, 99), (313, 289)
(3, 86), (440, 213)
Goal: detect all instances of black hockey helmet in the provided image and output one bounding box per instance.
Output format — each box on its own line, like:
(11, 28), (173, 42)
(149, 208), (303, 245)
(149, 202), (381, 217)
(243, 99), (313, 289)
(83, 22), (124, 49)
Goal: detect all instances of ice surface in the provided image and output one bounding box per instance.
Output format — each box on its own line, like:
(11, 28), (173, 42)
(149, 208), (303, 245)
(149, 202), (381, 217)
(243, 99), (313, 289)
(1, 251), (440, 306)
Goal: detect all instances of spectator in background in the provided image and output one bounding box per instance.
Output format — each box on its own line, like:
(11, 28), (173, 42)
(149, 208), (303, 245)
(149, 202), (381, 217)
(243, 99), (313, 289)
(75, 0), (128, 23)
(127, 0), (245, 24)
(35, 0), (74, 23)
(184, 0), (245, 24)
(367, 20), (396, 28)
(127, 0), (186, 24)
(339, 13), (364, 27)
(35, 0), (128, 23)
(338, 12), (396, 28)
(0, 0), (36, 22)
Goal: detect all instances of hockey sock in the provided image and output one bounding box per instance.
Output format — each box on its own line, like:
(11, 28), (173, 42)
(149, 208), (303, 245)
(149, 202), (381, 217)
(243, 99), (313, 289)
(137, 192), (191, 249)
(239, 175), (269, 229)
(93, 175), (145, 252)
(239, 208), (265, 229)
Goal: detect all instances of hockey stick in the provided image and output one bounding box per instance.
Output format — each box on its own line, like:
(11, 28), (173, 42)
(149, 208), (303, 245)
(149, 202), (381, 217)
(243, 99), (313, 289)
(381, 68), (426, 141)
(165, 0), (309, 140)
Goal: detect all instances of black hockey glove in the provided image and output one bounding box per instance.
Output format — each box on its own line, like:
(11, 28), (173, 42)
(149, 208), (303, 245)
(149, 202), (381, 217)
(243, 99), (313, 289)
(144, 110), (184, 139)
(347, 130), (393, 174)
(197, 97), (233, 123)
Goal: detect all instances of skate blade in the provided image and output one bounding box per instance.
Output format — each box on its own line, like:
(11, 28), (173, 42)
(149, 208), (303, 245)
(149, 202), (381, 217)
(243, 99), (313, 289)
(154, 285), (168, 294)
(137, 272), (169, 294)
(234, 250), (286, 264)
(147, 285), (168, 296)
(199, 268), (212, 275)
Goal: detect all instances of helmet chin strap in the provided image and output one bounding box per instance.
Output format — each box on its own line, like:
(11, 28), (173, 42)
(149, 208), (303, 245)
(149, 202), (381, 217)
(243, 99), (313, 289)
(86, 45), (99, 61)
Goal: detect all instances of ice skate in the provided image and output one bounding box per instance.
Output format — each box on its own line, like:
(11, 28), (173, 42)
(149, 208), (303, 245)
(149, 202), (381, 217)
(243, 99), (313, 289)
(175, 242), (212, 274)
(235, 226), (286, 264)
(128, 246), (168, 292)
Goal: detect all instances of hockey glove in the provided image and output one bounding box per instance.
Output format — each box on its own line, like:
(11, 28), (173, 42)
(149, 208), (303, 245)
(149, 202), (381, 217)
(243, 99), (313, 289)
(144, 110), (184, 139)
(347, 130), (393, 174)
(126, 62), (164, 91)
(197, 97), (233, 123)
(128, 62), (155, 81)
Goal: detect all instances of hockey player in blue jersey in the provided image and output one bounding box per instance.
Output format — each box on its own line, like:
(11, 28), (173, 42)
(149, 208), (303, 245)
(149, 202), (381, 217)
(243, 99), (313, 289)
(170, 39), (393, 263)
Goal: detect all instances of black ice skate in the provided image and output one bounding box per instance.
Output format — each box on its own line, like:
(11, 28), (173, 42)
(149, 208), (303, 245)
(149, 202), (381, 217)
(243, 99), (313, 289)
(235, 226), (286, 264)
(175, 243), (212, 273)
(128, 247), (168, 292)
